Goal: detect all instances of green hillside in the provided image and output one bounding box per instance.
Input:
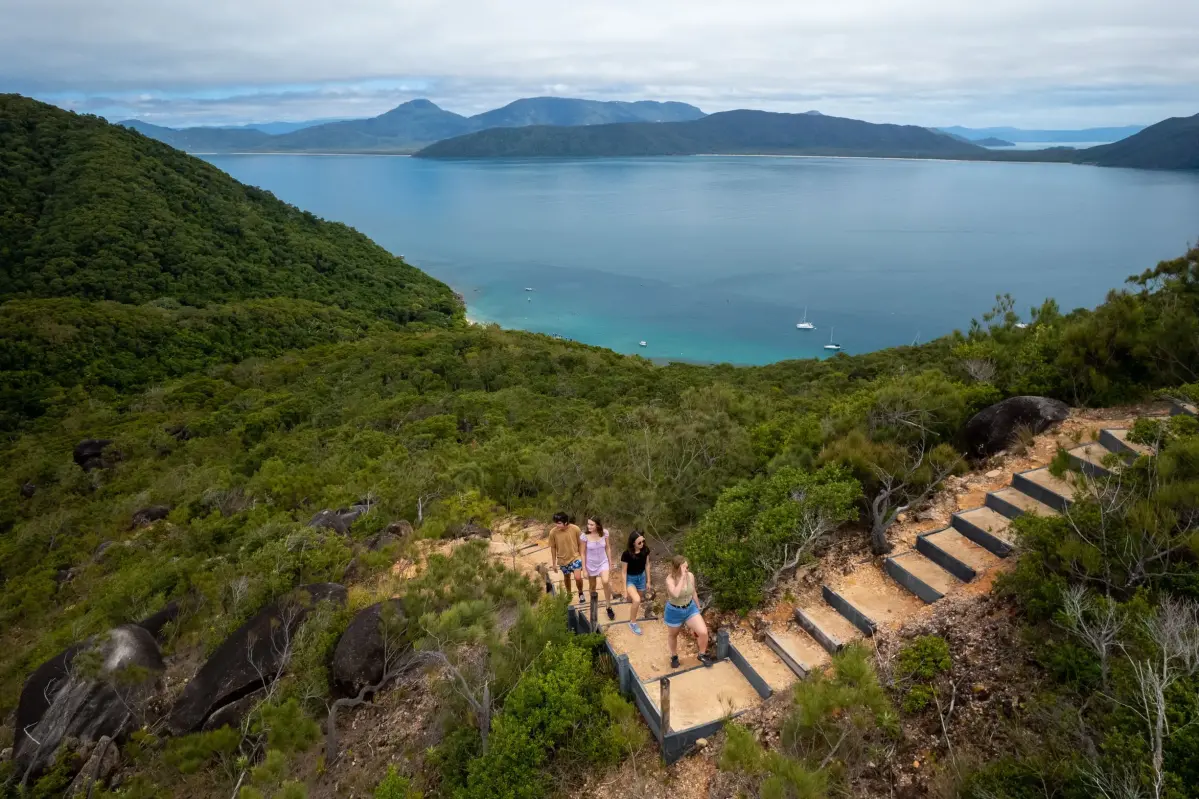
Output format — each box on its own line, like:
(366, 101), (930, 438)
(0, 94), (460, 322)
(1077, 112), (1199, 169)
(2, 93), (1198, 799)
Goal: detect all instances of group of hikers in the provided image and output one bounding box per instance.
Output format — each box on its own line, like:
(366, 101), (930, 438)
(546, 512), (715, 668)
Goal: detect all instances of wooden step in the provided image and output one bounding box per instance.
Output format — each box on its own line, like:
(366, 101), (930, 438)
(731, 630), (802, 690)
(795, 602), (862, 655)
(606, 619), (702, 681)
(885, 551), (961, 603)
(919, 527), (1001, 581)
(824, 566), (925, 634)
(1100, 428), (1154, 458)
(986, 487), (1059, 521)
(1068, 442), (1119, 478)
(1012, 467), (1075, 511)
(951, 506), (1015, 557)
(645, 660), (761, 733)
(763, 627), (830, 678)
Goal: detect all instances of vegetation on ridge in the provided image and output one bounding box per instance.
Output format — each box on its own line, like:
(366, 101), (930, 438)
(2, 96), (1199, 797)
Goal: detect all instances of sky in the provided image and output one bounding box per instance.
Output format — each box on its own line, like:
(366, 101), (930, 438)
(3, 0), (1198, 129)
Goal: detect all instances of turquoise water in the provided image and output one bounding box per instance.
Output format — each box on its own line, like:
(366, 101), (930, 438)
(202, 154), (1199, 365)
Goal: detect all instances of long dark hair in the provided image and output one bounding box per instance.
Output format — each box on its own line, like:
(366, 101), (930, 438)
(626, 529), (645, 555)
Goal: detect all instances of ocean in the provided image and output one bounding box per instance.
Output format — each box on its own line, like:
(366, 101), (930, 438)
(202, 153), (1199, 365)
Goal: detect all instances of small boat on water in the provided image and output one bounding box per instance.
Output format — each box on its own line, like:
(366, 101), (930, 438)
(524, 287), (534, 292)
(823, 327), (841, 351)
(796, 307), (815, 330)
(639, 341), (648, 348)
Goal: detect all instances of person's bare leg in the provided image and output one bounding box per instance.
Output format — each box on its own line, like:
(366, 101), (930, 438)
(574, 572), (585, 599)
(686, 614), (709, 654)
(627, 584), (642, 622)
(668, 626), (681, 658)
(600, 569), (613, 604)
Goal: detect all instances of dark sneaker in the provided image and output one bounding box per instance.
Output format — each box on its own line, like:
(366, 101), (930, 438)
(578, 592), (585, 604)
(670, 655), (681, 669)
(697, 652), (716, 668)
(606, 606), (616, 621)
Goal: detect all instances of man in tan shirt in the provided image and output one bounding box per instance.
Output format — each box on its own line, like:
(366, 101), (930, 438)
(547, 511), (585, 603)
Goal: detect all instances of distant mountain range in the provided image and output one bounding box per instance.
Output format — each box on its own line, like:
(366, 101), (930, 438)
(938, 124), (1146, 143)
(415, 111), (991, 159)
(415, 110), (1198, 170)
(120, 97), (706, 153)
(117, 98), (1196, 171)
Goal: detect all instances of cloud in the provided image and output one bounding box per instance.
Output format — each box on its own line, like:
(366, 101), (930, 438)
(4, 0), (1198, 126)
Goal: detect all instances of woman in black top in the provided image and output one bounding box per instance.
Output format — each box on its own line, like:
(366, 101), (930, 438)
(620, 530), (650, 635)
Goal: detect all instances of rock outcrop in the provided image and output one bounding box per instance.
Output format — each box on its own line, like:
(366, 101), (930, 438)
(65, 736), (120, 798)
(167, 583), (346, 734)
(131, 505), (170, 528)
(962, 396), (1069, 457)
(331, 599), (407, 695)
(12, 625), (163, 782)
(73, 439), (115, 472)
(308, 505), (370, 535)
(446, 521), (491, 540)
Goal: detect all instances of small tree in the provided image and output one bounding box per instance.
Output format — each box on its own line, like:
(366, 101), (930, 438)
(823, 431), (961, 555)
(686, 465), (860, 611)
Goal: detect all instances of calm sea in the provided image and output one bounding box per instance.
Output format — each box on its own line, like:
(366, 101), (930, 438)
(202, 154), (1199, 365)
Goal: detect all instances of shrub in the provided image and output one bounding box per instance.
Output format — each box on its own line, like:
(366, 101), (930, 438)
(374, 764), (423, 799)
(455, 637), (634, 799)
(686, 465), (861, 610)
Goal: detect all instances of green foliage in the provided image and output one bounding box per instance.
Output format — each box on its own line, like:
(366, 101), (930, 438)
(896, 635), (951, 681)
(719, 646), (893, 796)
(988, 418), (1199, 797)
(374, 765), (423, 799)
(686, 465), (861, 610)
(719, 723), (828, 799)
(164, 725), (242, 775)
(257, 699), (321, 754)
(453, 636), (636, 799)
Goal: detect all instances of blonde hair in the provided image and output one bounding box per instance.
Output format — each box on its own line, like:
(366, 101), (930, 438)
(670, 555), (687, 578)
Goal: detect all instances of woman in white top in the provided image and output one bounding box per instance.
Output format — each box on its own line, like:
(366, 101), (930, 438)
(580, 517), (616, 621)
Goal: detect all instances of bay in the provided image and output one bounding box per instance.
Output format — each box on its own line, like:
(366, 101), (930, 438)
(202, 154), (1199, 365)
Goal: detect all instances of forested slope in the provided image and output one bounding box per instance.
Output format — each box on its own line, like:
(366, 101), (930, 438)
(0, 95), (459, 322)
(2, 92), (1199, 799)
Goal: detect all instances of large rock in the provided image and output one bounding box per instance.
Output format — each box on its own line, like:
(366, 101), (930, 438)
(131, 505), (170, 528)
(961, 396), (1069, 457)
(137, 601), (180, 641)
(446, 522), (491, 540)
(65, 736), (120, 798)
(10, 604), (177, 770)
(331, 600), (407, 696)
(73, 439), (115, 472)
(12, 626), (163, 782)
(201, 687), (266, 732)
(167, 583), (346, 734)
(308, 506), (368, 535)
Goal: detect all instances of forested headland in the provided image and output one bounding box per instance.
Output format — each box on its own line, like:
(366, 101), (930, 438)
(1, 94), (1198, 799)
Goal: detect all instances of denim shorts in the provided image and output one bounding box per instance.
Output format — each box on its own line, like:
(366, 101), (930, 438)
(664, 599), (699, 628)
(559, 559), (583, 575)
(626, 572), (647, 591)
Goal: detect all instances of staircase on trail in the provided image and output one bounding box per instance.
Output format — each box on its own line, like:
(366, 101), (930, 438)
(495, 406), (1191, 762)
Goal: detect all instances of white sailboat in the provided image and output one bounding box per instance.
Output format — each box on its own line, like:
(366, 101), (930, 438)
(796, 307), (815, 330)
(823, 327), (841, 351)
(639, 340), (648, 348)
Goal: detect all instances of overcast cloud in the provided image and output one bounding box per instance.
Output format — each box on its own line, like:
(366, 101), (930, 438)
(4, 0), (1198, 127)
